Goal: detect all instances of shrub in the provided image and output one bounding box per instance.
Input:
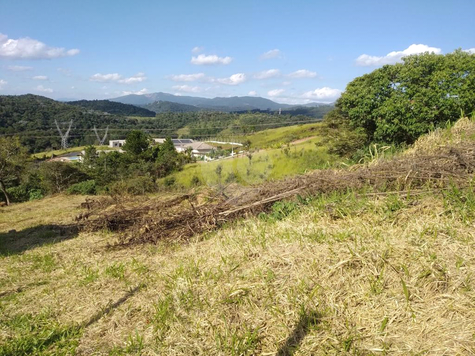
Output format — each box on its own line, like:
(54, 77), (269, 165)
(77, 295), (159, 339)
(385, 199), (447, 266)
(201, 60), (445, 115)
(109, 176), (157, 196)
(164, 176), (176, 187)
(29, 189), (44, 201)
(190, 175), (201, 186)
(5, 185), (29, 203)
(67, 180), (97, 195)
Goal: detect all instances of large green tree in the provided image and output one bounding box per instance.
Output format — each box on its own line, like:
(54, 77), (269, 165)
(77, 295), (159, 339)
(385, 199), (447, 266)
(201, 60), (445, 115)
(0, 137), (28, 205)
(333, 50), (475, 144)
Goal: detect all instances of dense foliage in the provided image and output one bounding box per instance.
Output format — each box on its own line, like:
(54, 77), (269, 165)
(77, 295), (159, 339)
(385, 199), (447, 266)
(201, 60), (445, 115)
(68, 99), (156, 117)
(0, 132), (193, 203)
(143, 100), (202, 113)
(332, 50), (475, 144)
(1, 95), (329, 153)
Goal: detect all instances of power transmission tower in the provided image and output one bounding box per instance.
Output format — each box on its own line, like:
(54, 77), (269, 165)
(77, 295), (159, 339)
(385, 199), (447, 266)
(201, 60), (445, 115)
(55, 119), (73, 149)
(93, 126), (109, 145)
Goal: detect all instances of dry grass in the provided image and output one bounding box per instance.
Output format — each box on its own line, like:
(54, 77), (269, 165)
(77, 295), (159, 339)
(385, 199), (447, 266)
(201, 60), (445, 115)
(1, 118), (475, 354)
(1, 185), (475, 354)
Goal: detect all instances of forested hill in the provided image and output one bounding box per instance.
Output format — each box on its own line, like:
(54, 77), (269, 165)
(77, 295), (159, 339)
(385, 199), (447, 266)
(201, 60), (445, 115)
(67, 99), (156, 117)
(0, 94), (140, 152)
(143, 100), (202, 113)
(0, 94), (329, 153)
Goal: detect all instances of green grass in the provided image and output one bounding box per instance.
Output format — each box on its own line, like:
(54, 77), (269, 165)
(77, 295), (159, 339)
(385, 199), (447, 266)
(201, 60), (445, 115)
(31, 145), (116, 159)
(169, 138), (337, 188)
(245, 122), (323, 149)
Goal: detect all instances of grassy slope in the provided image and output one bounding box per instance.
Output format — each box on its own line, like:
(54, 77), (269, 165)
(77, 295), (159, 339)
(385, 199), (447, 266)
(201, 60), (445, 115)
(170, 123), (337, 188)
(1, 187), (474, 355)
(31, 145), (117, 159)
(2, 119), (475, 355)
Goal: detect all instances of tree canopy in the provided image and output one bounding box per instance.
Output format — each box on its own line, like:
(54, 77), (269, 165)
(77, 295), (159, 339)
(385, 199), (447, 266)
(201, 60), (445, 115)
(333, 50), (475, 144)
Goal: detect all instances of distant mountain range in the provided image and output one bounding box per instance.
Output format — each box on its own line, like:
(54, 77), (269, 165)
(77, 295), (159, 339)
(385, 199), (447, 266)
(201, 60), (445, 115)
(110, 92), (330, 112)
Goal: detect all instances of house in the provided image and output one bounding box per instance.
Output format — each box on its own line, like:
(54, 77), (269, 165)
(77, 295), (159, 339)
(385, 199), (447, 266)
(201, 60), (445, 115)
(109, 140), (126, 148)
(153, 138), (213, 156)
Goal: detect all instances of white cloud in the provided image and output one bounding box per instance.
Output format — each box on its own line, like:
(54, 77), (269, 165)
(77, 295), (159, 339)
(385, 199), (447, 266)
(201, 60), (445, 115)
(33, 75), (48, 80)
(287, 69), (317, 79)
(121, 88), (148, 95)
(463, 48), (475, 54)
(282, 81), (292, 86)
(118, 72), (146, 84)
(169, 73), (206, 82)
(302, 87), (341, 102)
(0, 79), (7, 89)
(90, 73), (122, 82)
(260, 49), (282, 60)
(254, 69), (281, 79)
(248, 91), (258, 96)
(172, 85), (203, 93)
(216, 73), (246, 85)
(356, 44), (442, 66)
(191, 54), (232, 65)
(192, 46), (204, 54)
(7, 65), (33, 72)
(90, 72), (147, 84)
(35, 85), (53, 93)
(268, 89), (285, 97)
(0, 33), (79, 59)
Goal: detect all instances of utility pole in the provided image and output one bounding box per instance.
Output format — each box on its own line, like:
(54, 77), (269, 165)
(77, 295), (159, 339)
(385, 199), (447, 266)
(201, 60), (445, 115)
(93, 126), (109, 145)
(55, 119), (73, 149)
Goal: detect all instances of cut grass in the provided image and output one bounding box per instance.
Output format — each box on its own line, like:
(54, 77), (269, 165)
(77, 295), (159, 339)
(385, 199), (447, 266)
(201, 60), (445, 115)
(1, 186), (474, 354)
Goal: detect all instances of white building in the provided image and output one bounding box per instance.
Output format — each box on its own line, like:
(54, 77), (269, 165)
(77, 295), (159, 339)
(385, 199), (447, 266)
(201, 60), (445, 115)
(109, 140), (126, 148)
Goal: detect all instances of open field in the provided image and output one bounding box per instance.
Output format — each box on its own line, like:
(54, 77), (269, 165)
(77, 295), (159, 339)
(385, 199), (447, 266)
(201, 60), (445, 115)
(31, 146), (117, 159)
(1, 182), (475, 355)
(1, 118), (475, 355)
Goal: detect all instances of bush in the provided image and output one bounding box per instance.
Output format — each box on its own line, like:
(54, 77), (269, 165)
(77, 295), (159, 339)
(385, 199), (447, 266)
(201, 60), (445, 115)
(190, 175), (201, 186)
(109, 177), (157, 196)
(6, 185), (29, 203)
(164, 176), (176, 187)
(67, 180), (97, 195)
(29, 189), (44, 201)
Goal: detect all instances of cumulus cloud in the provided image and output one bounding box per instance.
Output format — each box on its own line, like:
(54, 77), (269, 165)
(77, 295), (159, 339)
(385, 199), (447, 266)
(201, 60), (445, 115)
(33, 75), (48, 80)
(268, 89), (285, 97)
(35, 85), (53, 93)
(216, 73), (246, 85)
(90, 72), (147, 84)
(0, 79), (7, 89)
(254, 69), (281, 79)
(7, 65), (33, 72)
(356, 44), (442, 66)
(172, 85), (203, 93)
(260, 49), (282, 60)
(191, 54), (232, 65)
(463, 48), (475, 54)
(192, 46), (204, 54)
(248, 91), (258, 96)
(121, 88), (148, 95)
(118, 72), (146, 84)
(302, 87), (341, 102)
(169, 73), (206, 82)
(287, 69), (317, 79)
(0, 33), (79, 59)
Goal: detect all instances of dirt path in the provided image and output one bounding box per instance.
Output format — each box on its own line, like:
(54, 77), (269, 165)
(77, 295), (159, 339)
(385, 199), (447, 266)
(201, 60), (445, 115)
(290, 136), (317, 145)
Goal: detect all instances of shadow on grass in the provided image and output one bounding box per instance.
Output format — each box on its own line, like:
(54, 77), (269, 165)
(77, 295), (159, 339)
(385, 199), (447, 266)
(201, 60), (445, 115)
(276, 310), (321, 356)
(0, 224), (79, 255)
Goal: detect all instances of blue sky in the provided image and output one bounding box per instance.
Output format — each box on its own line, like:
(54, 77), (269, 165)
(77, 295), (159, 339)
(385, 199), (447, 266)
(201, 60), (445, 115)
(0, 0), (474, 104)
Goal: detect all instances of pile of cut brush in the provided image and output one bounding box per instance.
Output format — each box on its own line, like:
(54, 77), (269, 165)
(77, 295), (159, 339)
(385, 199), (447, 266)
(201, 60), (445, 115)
(77, 142), (475, 247)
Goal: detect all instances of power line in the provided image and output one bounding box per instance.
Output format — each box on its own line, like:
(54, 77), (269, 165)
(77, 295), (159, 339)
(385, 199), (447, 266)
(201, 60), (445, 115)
(55, 119), (73, 149)
(0, 118), (324, 137)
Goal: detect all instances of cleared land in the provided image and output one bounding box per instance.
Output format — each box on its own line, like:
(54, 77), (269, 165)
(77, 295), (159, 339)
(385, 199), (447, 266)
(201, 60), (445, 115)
(1, 119), (475, 355)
